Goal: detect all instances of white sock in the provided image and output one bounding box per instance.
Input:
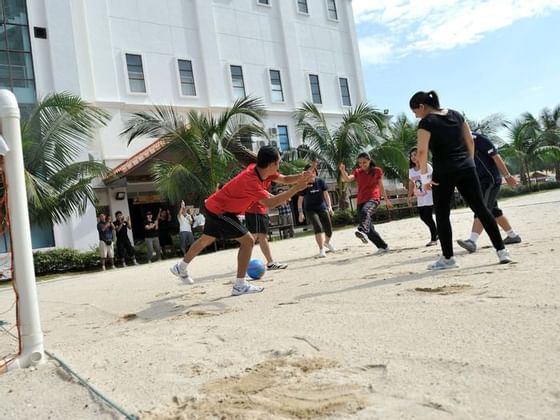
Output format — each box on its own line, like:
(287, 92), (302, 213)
(506, 229), (517, 238)
(234, 277), (248, 287)
(469, 232), (480, 243)
(179, 260), (189, 270)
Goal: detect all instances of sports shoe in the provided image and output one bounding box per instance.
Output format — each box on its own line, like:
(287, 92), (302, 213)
(425, 240), (438, 247)
(497, 248), (512, 264)
(428, 256), (458, 270)
(503, 235), (522, 245)
(122, 261), (127, 268)
(375, 246), (390, 255)
(267, 261), (288, 270)
(457, 239), (477, 253)
(318, 249), (327, 258)
(324, 242), (336, 253)
(355, 230), (368, 244)
(170, 262), (194, 284)
(231, 283), (264, 296)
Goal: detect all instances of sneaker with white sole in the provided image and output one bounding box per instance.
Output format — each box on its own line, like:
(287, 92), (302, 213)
(428, 256), (458, 270)
(503, 235), (522, 245)
(497, 248), (512, 264)
(318, 249), (327, 258)
(170, 262), (194, 284)
(355, 230), (368, 244)
(375, 246), (390, 255)
(231, 283), (264, 296)
(267, 261), (288, 270)
(457, 239), (477, 253)
(425, 240), (438, 247)
(324, 242), (336, 253)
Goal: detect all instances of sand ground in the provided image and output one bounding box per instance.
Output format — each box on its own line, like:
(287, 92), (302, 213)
(1, 189), (559, 419)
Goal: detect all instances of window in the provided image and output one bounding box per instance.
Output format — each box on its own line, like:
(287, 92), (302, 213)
(177, 59), (196, 96)
(339, 77), (351, 106)
(309, 74), (322, 104)
(125, 53), (146, 93)
(277, 126), (290, 152)
(326, 0), (338, 20)
(269, 69), (284, 102)
(297, 0), (309, 14)
(230, 65), (246, 99)
(257, 0), (270, 5)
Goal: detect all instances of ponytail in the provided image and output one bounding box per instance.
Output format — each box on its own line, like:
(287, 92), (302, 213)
(357, 152), (377, 176)
(409, 90), (441, 110)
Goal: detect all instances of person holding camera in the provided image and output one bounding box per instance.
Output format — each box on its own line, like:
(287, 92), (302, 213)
(97, 213), (116, 270)
(144, 211), (163, 262)
(114, 211), (139, 267)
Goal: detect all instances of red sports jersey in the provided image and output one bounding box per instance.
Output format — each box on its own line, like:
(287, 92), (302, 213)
(205, 164), (276, 215)
(352, 166), (383, 204)
(245, 173), (278, 214)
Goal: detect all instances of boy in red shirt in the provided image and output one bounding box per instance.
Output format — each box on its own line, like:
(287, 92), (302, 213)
(171, 146), (311, 296)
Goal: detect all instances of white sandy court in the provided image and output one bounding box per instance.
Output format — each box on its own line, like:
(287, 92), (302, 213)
(1, 189), (559, 419)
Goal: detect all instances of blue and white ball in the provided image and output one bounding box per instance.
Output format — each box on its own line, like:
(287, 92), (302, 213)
(247, 259), (266, 280)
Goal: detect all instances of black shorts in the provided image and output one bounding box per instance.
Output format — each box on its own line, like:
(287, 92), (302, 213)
(203, 208), (248, 240)
(245, 212), (269, 235)
(475, 182), (503, 218)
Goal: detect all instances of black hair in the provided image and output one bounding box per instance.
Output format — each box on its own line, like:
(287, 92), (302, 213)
(115, 211), (123, 216)
(409, 90), (441, 110)
(357, 152), (377, 175)
(303, 163), (318, 175)
(256, 145), (280, 168)
(408, 147), (418, 169)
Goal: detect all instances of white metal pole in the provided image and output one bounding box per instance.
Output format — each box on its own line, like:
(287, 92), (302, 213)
(0, 89), (45, 372)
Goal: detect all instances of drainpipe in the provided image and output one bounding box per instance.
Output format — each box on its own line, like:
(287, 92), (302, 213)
(0, 89), (45, 373)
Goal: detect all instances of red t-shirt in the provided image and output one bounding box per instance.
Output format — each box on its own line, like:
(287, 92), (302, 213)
(352, 167), (383, 204)
(205, 164), (276, 215)
(245, 173), (278, 214)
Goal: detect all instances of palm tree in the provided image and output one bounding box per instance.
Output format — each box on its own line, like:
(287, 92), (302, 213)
(121, 97), (267, 205)
(466, 113), (509, 146)
(523, 106), (560, 181)
(18, 92), (111, 226)
(294, 102), (387, 209)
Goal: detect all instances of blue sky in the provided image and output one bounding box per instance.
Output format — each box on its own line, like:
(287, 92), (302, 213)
(353, 0), (560, 124)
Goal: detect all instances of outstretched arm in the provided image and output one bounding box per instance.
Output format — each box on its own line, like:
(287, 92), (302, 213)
(338, 163), (355, 183)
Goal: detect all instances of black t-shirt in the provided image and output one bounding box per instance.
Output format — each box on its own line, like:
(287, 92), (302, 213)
(114, 220), (131, 243)
(418, 109), (474, 177)
(473, 132), (501, 185)
(299, 177), (328, 212)
(144, 219), (158, 238)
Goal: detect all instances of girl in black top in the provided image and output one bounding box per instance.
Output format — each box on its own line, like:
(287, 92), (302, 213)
(410, 90), (512, 269)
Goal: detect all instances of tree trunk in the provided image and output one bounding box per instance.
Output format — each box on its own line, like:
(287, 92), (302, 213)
(336, 180), (349, 210)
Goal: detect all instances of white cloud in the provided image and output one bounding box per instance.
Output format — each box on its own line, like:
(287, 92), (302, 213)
(354, 0), (560, 64)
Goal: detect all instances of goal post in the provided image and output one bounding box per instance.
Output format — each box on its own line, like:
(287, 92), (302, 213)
(0, 89), (44, 373)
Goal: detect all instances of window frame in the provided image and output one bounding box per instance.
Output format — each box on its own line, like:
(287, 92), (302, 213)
(268, 68), (285, 103)
(296, 0), (309, 15)
(308, 73), (322, 105)
(326, 0), (339, 21)
(338, 76), (351, 107)
(229, 64), (247, 100)
(256, 0), (271, 7)
(175, 58), (198, 98)
(276, 125), (290, 152)
(123, 52), (148, 95)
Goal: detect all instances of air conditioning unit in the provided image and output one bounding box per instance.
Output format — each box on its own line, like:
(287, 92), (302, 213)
(268, 127), (278, 137)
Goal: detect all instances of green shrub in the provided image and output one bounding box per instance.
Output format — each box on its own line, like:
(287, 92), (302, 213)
(33, 248), (100, 276)
(498, 181), (560, 198)
(331, 208), (356, 227)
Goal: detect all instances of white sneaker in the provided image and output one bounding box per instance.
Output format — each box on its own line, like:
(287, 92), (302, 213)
(170, 262), (194, 284)
(318, 249), (327, 258)
(497, 248), (512, 264)
(375, 246), (389, 255)
(325, 242), (336, 253)
(428, 256), (458, 270)
(231, 283), (264, 296)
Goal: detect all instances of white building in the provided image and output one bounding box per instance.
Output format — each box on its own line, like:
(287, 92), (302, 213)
(3, 0), (366, 251)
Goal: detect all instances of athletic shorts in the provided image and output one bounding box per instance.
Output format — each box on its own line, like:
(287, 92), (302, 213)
(475, 182), (503, 219)
(245, 212), (269, 235)
(202, 208), (248, 240)
(99, 240), (114, 258)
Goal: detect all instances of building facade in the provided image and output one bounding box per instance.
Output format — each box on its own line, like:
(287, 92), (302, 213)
(3, 0), (365, 250)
